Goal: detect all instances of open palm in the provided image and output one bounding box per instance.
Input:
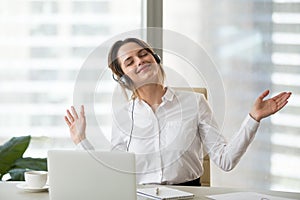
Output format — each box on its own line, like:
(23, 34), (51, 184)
(250, 90), (291, 122)
(64, 105), (86, 144)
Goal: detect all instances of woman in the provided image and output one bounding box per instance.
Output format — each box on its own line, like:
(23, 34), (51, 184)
(65, 38), (291, 186)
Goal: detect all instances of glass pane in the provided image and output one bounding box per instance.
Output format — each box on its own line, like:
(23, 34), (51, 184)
(164, 0), (300, 193)
(0, 0), (142, 159)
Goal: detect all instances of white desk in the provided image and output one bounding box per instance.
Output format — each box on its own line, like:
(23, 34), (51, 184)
(0, 182), (299, 200)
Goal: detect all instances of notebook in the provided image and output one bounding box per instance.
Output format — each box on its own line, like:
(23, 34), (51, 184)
(207, 192), (296, 200)
(48, 150), (137, 200)
(137, 186), (194, 200)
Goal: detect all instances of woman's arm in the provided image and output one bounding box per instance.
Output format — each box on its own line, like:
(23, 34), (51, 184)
(199, 90), (291, 171)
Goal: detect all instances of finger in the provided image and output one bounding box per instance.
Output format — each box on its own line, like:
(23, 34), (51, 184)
(272, 92), (288, 102)
(276, 100), (289, 112)
(259, 89), (270, 100)
(66, 109), (74, 122)
(64, 116), (71, 127)
(274, 92), (292, 104)
(275, 93), (291, 106)
(71, 106), (79, 119)
(80, 105), (85, 118)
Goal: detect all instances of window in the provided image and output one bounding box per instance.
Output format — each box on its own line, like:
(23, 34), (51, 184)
(72, 1), (110, 14)
(30, 47), (59, 58)
(31, 1), (58, 14)
(30, 24), (58, 36)
(0, 0), (142, 159)
(72, 25), (110, 35)
(164, 0), (300, 193)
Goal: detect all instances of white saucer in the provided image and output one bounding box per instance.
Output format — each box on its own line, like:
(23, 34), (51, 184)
(16, 183), (49, 192)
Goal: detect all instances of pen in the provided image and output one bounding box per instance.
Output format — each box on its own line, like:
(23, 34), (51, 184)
(156, 187), (160, 195)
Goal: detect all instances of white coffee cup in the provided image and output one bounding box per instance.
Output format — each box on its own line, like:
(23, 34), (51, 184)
(24, 171), (48, 188)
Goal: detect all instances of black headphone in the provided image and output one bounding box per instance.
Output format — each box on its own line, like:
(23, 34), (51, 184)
(112, 53), (161, 89)
(153, 53), (162, 64)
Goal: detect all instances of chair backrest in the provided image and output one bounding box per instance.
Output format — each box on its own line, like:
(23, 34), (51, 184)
(173, 87), (210, 187)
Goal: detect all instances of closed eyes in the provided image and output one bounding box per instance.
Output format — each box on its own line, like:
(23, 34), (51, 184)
(124, 50), (149, 67)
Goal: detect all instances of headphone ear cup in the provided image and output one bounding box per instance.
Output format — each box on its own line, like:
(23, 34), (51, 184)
(118, 75), (132, 89)
(153, 53), (161, 64)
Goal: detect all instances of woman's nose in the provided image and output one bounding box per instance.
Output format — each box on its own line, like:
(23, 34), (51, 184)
(135, 57), (145, 66)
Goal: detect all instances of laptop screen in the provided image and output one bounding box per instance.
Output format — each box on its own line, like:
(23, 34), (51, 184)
(48, 150), (137, 200)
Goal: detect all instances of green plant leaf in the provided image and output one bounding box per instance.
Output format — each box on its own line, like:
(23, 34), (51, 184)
(0, 136), (31, 180)
(6, 157), (48, 181)
(8, 168), (26, 181)
(14, 157), (47, 171)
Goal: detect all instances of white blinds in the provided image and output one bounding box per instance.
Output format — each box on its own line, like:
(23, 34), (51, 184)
(0, 0), (142, 157)
(163, 0), (300, 193)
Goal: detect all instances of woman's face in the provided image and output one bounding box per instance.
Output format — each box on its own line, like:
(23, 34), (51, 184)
(117, 42), (162, 88)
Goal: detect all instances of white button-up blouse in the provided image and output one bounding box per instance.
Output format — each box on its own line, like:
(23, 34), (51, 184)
(107, 87), (260, 185)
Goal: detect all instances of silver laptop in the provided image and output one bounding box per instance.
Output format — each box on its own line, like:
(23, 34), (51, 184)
(48, 150), (137, 200)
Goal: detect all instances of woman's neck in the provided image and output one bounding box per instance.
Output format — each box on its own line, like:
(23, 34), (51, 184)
(136, 84), (166, 110)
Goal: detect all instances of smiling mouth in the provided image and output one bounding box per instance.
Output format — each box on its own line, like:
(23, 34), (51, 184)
(136, 63), (151, 73)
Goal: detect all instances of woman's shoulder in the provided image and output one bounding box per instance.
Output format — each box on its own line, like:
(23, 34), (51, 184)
(112, 98), (134, 114)
(170, 87), (206, 100)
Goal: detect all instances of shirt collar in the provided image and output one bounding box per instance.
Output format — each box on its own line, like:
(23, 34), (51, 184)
(162, 87), (175, 102)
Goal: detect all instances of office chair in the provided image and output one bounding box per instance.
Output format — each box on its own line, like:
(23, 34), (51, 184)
(173, 87), (210, 187)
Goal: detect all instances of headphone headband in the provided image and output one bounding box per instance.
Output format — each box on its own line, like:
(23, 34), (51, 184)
(153, 53), (161, 64)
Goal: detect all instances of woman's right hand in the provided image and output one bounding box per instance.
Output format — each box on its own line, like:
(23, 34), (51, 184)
(64, 105), (86, 144)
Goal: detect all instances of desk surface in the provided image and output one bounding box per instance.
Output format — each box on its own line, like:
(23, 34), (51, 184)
(0, 182), (299, 200)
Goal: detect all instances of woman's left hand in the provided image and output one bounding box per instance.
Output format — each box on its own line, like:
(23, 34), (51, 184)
(250, 90), (292, 122)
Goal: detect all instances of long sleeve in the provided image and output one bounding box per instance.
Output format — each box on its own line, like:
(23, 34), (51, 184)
(198, 95), (260, 171)
(76, 139), (95, 150)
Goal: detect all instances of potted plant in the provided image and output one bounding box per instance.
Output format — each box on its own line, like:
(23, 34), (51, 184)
(0, 135), (47, 181)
